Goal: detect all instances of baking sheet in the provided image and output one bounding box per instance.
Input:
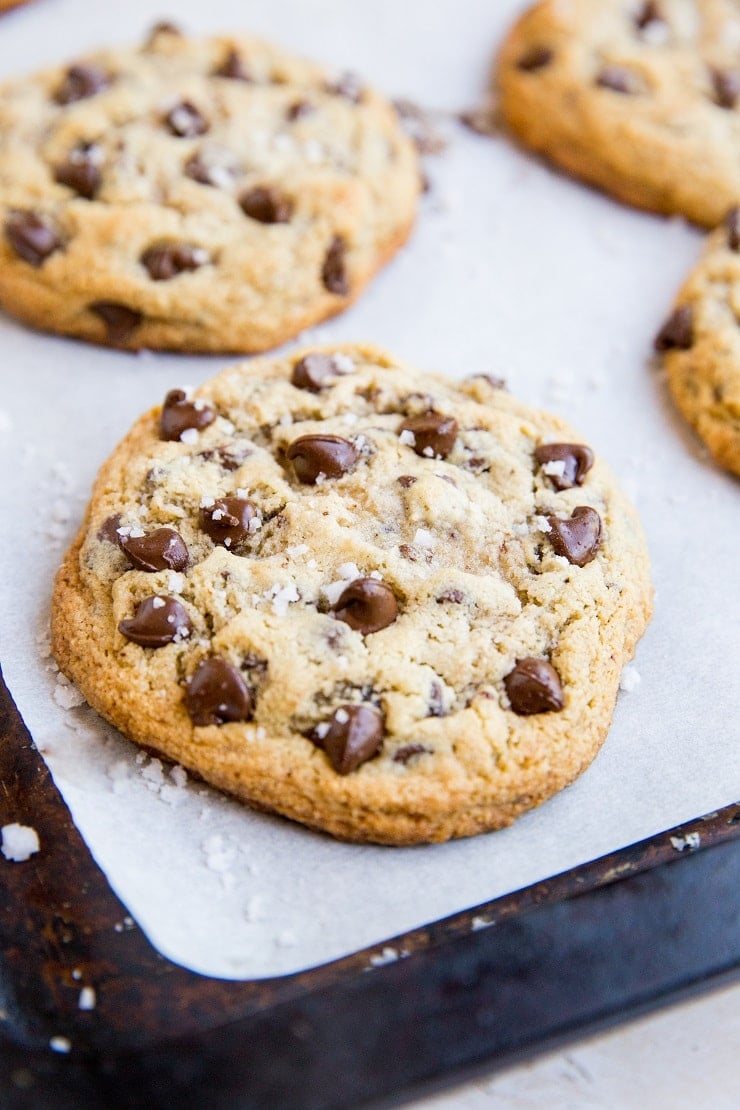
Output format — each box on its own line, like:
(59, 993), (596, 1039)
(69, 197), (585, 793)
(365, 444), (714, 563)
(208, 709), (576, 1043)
(0, 0), (738, 980)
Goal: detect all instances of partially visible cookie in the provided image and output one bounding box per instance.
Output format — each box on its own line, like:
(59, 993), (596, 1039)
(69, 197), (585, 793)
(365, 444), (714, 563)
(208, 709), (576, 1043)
(0, 1), (32, 10)
(51, 345), (652, 845)
(0, 25), (419, 352)
(498, 0), (740, 227)
(655, 208), (740, 474)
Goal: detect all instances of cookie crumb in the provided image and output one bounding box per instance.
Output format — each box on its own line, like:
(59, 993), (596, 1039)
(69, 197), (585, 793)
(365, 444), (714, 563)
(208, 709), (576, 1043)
(619, 665), (642, 693)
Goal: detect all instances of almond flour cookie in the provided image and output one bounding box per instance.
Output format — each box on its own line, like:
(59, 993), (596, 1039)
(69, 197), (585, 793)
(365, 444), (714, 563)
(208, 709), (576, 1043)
(498, 0), (740, 227)
(0, 25), (419, 352)
(51, 345), (652, 845)
(655, 207), (740, 474)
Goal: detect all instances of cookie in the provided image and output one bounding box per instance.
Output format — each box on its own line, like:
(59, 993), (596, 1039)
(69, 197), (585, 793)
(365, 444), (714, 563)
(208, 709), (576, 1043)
(0, 24), (419, 352)
(0, 1), (34, 11)
(51, 345), (652, 845)
(655, 207), (740, 474)
(498, 0), (740, 227)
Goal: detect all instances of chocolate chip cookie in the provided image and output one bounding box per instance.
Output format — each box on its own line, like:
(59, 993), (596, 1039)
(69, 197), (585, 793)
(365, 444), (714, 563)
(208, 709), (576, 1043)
(51, 345), (652, 844)
(0, 25), (419, 352)
(498, 0), (740, 227)
(655, 208), (740, 474)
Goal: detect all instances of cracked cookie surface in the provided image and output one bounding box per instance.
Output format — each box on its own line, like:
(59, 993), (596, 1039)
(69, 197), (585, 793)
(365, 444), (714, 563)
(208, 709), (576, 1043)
(0, 26), (419, 352)
(51, 345), (653, 844)
(498, 0), (740, 227)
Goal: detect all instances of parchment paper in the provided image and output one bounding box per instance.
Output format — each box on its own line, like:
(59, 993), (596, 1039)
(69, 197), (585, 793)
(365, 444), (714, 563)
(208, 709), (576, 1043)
(1, 0), (738, 979)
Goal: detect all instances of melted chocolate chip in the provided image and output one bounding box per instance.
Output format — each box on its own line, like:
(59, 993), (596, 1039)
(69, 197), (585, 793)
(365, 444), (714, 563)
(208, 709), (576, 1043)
(504, 658), (564, 715)
(118, 596), (192, 647)
(119, 527), (188, 572)
(654, 305), (694, 351)
(160, 389), (216, 441)
(98, 513), (122, 544)
(286, 434), (358, 484)
(517, 46), (553, 72)
(141, 243), (208, 280)
(393, 743), (429, 765)
(313, 704), (384, 774)
(91, 302), (142, 344)
(727, 207), (740, 251)
(333, 578), (398, 634)
(547, 506), (603, 566)
(326, 72), (364, 103)
(712, 69), (740, 109)
(214, 50), (253, 81)
(239, 187), (293, 224)
(5, 211), (60, 267)
(399, 413), (458, 459)
(166, 100), (209, 138)
(286, 100), (315, 121)
(54, 146), (101, 199)
(321, 236), (350, 296)
(397, 474), (417, 489)
(55, 64), (110, 105)
(198, 442), (252, 471)
(199, 497), (257, 548)
(534, 443), (594, 490)
(186, 657), (253, 726)
(596, 66), (637, 94)
(291, 353), (337, 392)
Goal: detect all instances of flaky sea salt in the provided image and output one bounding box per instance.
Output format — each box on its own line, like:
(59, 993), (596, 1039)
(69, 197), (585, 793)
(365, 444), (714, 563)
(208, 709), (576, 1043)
(286, 544), (309, 558)
(331, 353), (355, 375)
(413, 528), (435, 550)
(1, 823), (40, 862)
(337, 562), (360, 580)
(53, 678), (86, 710)
(180, 428), (199, 445)
(265, 582), (300, 616)
(619, 665), (642, 693)
(322, 579), (349, 607)
(670, 832), (701, 852)
(399, 429), (416, 447)
(49, 1036), (71, 1054)
(78, 987), (96, 1011)
(542, 459), (567, 479)
(334, 708), (350, 724)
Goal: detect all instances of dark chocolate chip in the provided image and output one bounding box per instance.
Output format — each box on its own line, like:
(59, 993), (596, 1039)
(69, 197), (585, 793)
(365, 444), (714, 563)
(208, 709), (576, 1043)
(291, 353), (337, 392)
(98, 513), (122, 544)
(183, 150), (231, 187)
(91, 302), (142, 344)
(727, 207), (740, 251)
(312, 704), (384, 774)
(654, 305), (694, 351)
(393, 743), (429, 765)
(54, 145), (101, 199)
(712, 68), (740, 109)
(239, 187), (293, 224)
(5, 211), (61, 267)
(199, 497), (257, 548)
(198, 442), (253, 471)
(186, 657), (253, 726)
(635, 2), (663, 30)
(547, 506), (603, 567)
(118, 596), (192, 647)
(399, 413), (458, 459)
(321, 236), (350, 296)
(504, 658), (564, 715)
(214, 50), (253, 81)
(428, 680), (445, 717)
(398, 474), (417, 489)
(534, 443), (594, 490)
(119, 527), (189, 572)
(596, 66), (637, 94)
(141, 242), (208, 280)
(286, 434), (358, 484)
(286, 100), (315, 121)
(436, 588), (464, 603)
(326, 72), (364, 103)
(517, 46), (553, 72)
(166, 100), (209, 138)
(160, 388), (216, 441)
(55, 64), (110, 105)
(333, 577), (398, 634)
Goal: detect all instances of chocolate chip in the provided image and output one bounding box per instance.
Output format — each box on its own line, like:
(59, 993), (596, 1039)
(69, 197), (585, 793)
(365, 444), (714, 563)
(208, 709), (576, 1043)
(428, 680), (445, 717)
(596, 66), (637, 94)
(286, 100), (315, 121)
(141, 243), (209, 280)
(91, 302), (142, 344)
(199, 497), (257, 548)
(397, 474), (417, 489)
(534, 443), (594, 490)
(145, 21), (183, 41)
(198, 442), (252, 471)
(239, 187), (293, 224)
(166, 101), (209, 138)
(712, 69), (740, 109)
(326, 72), (363, 103)
(186, 657), (253, 726)
(547, 506), (602, 566)
(436, 588), (464, 604)
(727, 207), (740, 251)
(214, 49), (253, 81)
(55, 64), (110, 105)
(504, 658), (564, 715)
(98, 513), (122, 544)
(160, 388), (216, 441)
(654, 305), (693, 351)
(5, 211), (61, 267)
(312, 704), (383, 774)
(517, 46), (553, 72)
(321, 236), (350, 296)
(333, 578), (398, 634)
(469, 373), (506, 390)
(399, 413), (458, 459)
(118, 596), (192, 647)
(393, 744), (429, 765)
(119, 527), (188, 572)
(286, 434), (358, 484)
(635, 2), (663, 29)
(54, 145), (101, 199)
(291, 353), (337, 392)
(183, 150), (236, 187)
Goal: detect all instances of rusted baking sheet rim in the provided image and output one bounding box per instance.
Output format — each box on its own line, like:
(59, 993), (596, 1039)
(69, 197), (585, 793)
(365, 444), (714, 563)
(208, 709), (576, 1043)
(1, 665), (738, 1109)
